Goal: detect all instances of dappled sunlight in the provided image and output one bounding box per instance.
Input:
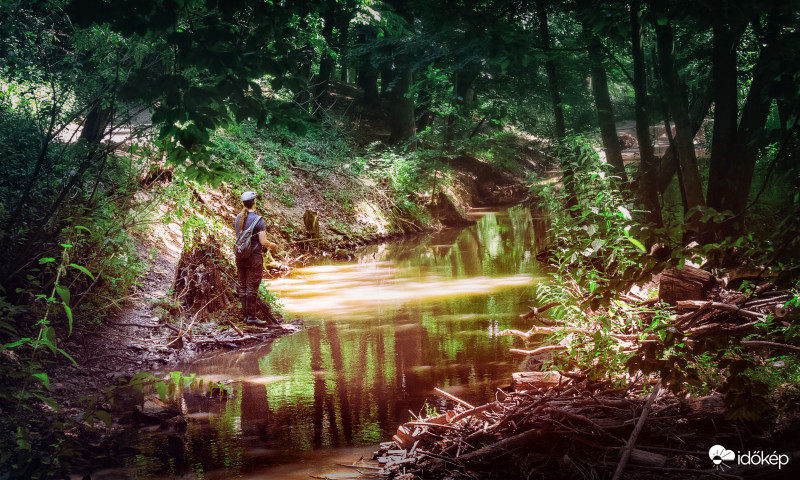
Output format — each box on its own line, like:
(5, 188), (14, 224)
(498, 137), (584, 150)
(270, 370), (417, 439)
(271, 263), (541, 317)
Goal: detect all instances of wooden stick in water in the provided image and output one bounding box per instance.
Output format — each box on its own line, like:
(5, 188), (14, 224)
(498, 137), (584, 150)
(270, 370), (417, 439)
(434, 387), (475, 409)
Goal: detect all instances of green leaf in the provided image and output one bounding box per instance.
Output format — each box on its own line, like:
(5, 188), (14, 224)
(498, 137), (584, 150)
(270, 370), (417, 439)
(155, 381), (167, 401)
(32, 372), (50, 390)
(70, 264), (95, 280)
(32, 392), (60, 411)
(1, 338), (30, 351)
(95, 410), (112, 428)
(57, 348), (77, 365)
(626, 236), (647, 252)
(43, 326), (57, 353)
(63, 303), (73, 335)
(39, 257), (55, 264)
(16, 427), (31, 451)
(617, 206), (631, 220)
(55, 285), (70, 305)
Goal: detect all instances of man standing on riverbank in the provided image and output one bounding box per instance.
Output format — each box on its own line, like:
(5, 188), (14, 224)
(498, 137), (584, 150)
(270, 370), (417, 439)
(235, 191), (278, 326)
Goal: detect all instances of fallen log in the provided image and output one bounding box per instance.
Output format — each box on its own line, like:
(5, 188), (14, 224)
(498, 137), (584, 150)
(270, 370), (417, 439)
(659, 266), (717, 305)
(629, 448), (668, 467)
(679, 395), (725, 423)
(512, 371), (563, 391)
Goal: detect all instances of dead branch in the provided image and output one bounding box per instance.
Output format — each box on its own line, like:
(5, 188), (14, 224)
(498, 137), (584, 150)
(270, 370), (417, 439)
(509, 345), (568, 356)
(434, 387), (475, 409)
(675, 300), (766, 320)
(740, 340), (800, 354)
(612, 380), (662, 480)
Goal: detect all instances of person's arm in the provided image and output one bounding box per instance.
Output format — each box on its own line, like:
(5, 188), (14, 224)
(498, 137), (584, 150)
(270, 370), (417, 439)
(258, 230), (278, 252)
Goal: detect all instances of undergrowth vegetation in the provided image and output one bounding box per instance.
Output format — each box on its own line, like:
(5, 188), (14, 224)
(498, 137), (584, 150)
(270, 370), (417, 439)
(528, 136), (800, 421)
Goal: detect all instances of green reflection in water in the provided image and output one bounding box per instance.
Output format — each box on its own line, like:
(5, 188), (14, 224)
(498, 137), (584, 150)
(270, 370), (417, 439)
(124, 204), (546, 478)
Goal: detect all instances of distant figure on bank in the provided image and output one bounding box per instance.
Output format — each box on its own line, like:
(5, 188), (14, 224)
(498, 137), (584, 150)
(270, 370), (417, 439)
(235, 191), (278, 326)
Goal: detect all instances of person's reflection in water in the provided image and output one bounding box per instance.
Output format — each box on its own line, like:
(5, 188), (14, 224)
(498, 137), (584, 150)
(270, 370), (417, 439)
(238, 344), (274, 448)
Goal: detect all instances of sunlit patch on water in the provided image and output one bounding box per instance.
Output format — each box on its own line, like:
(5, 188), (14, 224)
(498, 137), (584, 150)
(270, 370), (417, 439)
(239, 375), (288, 385)
(271, 268), (543, 317)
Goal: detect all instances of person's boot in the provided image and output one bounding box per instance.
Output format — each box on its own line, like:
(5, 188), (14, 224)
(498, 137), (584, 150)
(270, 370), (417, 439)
(245, 295), (266, 327)
(240, 296), (249, 323)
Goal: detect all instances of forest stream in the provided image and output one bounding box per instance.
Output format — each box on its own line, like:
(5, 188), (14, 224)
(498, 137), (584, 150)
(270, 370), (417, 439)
(96, 205), (549, 479)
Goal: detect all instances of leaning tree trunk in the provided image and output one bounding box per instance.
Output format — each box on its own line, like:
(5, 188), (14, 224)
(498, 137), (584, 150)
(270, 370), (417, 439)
(79, 105), (113, 145)
(722, 17), (781, 219)
(655, 89), (712, 194)
(654, 13), (704, 213)
(294, 44), (314, 112)
(313, 5), (337, 115)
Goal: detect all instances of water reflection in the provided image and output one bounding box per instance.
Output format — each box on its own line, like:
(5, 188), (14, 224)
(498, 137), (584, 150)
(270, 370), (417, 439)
(122, 205), (546, 478)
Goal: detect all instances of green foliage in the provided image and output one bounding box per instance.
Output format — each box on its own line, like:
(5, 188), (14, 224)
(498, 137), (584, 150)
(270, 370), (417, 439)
(529, 134), (800, 420)
(532, 136), (651, 308)
(258, 283), (285, 318)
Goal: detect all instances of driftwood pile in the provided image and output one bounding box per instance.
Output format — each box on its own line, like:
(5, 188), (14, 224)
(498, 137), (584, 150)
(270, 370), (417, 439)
(371, 380), (748, 479)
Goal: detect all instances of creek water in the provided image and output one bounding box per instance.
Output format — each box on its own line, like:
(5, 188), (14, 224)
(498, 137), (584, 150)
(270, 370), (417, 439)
(109, 205), (549, 479)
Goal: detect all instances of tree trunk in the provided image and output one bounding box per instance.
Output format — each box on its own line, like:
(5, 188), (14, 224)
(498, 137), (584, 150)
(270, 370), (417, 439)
(630, 0), (660, 224)
(357, 68), (379, 105)
(313, 6), (337, 116)
(706, 20), (746, 212)
(389, 67), (415, 144)
(336, 5), (352, 83)
(294, 44), (314, 111)
(455, 66), (480, 110)
(380, 66), (394, 96)
(353, 24), (379, 105)
(655, 88), (712, 194)
(654, 13), (704, 212)
(537, 0), (565, 140)
(415, 87), (435, 132)
(79, 105), (113, 145)
(721, 17), (781, 219)
(580, 19), (627, 184)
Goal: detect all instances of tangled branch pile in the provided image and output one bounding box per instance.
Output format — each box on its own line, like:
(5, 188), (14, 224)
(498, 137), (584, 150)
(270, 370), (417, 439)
(371, 378), (797, 480)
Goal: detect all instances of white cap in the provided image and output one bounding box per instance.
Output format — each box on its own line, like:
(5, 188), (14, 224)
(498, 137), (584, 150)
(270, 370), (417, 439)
(241, 191), (257, 201)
